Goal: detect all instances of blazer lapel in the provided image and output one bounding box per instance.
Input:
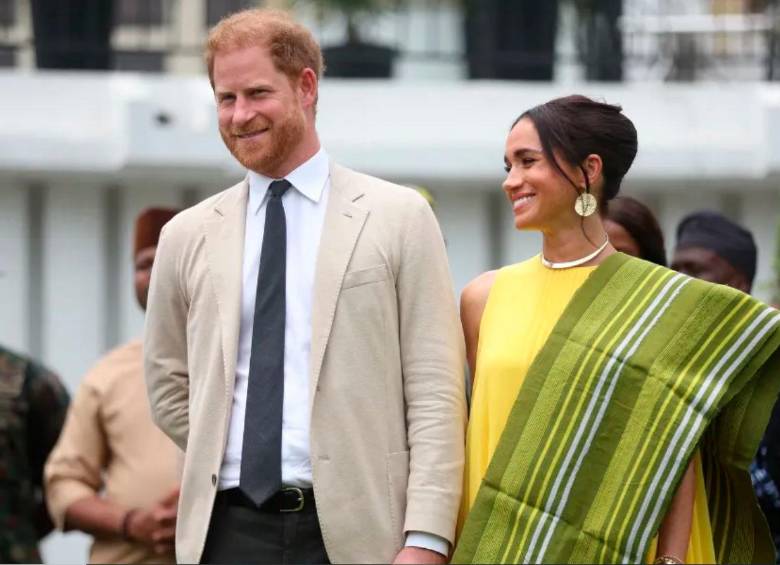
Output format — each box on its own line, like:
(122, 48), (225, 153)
(309, 164), (368, 407)
(204, 179), (248, 399)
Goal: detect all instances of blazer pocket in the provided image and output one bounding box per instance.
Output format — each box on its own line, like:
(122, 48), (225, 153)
(386, 450), (410, 544)
(342, 264), (390, 290)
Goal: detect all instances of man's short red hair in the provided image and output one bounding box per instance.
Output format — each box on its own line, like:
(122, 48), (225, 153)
(205, 8), (324, 88)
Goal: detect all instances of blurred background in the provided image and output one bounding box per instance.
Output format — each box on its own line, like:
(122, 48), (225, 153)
(1, 0), (779, 560)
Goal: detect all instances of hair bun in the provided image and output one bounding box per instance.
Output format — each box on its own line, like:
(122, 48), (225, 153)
(519, 95), (638, 202)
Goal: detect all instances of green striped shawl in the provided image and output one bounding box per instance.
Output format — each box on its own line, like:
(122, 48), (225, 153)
(454, 253), (780, 564)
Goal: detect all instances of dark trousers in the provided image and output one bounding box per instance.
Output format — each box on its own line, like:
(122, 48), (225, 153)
(201, 489), (330, 564)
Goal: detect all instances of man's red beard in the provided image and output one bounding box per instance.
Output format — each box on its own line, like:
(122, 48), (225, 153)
(220, 108), (305, 177)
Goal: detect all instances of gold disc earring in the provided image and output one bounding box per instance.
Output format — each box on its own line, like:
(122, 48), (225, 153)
(575, 192), (598, 217)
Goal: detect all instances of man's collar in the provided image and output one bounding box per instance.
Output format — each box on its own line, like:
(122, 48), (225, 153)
(247, 148), (329, 215)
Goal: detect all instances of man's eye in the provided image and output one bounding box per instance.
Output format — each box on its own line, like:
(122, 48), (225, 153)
(504, 164), (511, 173)
(522, 158), (536, 166)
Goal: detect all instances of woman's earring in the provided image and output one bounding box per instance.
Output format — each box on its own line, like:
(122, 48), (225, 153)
(575, 192), (598, 217)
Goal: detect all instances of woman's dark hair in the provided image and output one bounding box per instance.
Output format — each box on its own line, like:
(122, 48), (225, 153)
(514, 95), (638, 204)
(605, 196), (667, 266)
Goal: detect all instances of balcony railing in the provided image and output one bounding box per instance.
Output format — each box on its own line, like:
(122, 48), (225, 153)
(0, 0), (778, 81)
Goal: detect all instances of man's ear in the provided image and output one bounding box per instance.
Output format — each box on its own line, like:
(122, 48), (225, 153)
(298, 68), (318, 109)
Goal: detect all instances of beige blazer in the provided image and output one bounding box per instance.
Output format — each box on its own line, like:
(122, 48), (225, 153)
(144, 163), (466, 564)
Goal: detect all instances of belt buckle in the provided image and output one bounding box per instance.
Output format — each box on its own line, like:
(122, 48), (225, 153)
(280, 487), (305, 512)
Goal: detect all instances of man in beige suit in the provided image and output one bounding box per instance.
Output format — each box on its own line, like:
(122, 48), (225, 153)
(144, 9), (466, 565)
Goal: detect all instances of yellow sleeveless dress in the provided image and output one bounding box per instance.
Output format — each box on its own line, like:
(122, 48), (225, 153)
(459, 257), (716, 563)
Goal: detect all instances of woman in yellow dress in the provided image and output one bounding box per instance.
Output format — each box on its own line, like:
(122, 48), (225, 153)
(454, 96), (780, 564)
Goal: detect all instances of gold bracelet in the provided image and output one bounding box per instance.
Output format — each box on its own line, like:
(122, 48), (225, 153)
(653, 556), (683, 565)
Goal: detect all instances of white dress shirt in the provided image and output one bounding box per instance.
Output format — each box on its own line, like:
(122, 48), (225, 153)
(218, 148), (449, 557)
(220, 148), (329, 489)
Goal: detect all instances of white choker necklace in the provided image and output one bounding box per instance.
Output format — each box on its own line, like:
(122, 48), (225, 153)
(541, 238), (610, 270)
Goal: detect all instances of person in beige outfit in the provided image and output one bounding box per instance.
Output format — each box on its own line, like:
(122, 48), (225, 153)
(143, 8), (466, 565)
(45, 208), (181, 564)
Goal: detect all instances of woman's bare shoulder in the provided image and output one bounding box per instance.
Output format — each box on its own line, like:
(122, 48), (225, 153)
(461, 270), (499, 314)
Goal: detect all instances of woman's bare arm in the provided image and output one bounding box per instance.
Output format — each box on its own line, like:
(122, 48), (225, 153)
(655, 459), (696, 563)
(460, 271), (497, 390)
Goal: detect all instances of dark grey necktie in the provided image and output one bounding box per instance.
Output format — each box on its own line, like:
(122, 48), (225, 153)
(239, 178), (291, 506)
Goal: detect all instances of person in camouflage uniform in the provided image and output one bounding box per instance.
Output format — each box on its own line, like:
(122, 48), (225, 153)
(0, 345), (69, 563)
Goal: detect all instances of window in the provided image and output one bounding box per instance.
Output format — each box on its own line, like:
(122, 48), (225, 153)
(0, 46), (13, 67)
(207, 0), (256, 27)
(0, 0), (13, 27)
(115, 0), (166, 26)
(114, 50), (164, 71)
(113, 0), (172, 72)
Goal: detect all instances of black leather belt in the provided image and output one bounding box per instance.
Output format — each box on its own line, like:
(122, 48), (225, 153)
(218, 487), (315, 513)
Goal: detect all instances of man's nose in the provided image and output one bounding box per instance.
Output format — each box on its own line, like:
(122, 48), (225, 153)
(232, 96), (255, 126)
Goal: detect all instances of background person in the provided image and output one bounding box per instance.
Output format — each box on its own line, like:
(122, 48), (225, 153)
(604, 195), (666, 265)
(0, 346), (69, 563)
(671, 210), (755, 292)
(45, 208), (182, 564)
(670, 211), (780, 561)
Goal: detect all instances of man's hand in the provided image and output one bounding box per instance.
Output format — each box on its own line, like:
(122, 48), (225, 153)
(126, 487), (180, 554)
(393, 547), (448, 564)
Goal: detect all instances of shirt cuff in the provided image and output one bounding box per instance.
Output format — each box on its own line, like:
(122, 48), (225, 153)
(405, 531), (450, 557)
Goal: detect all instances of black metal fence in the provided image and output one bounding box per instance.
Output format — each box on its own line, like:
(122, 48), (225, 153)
(0, 0), (778, 81)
